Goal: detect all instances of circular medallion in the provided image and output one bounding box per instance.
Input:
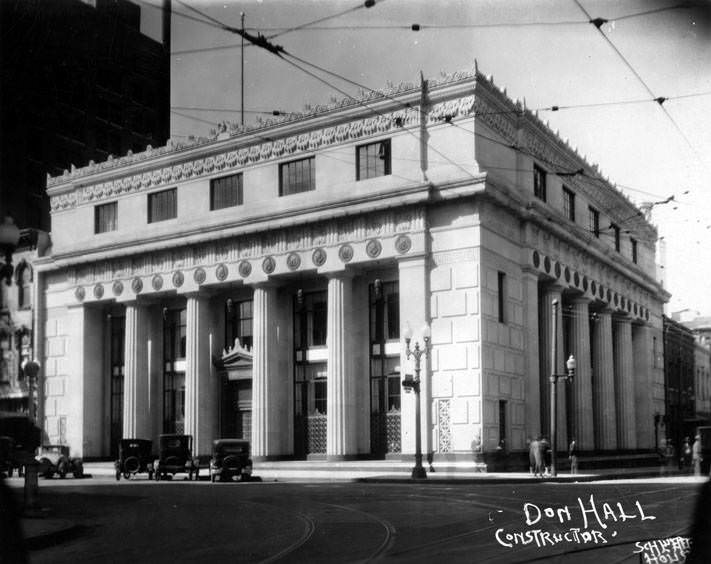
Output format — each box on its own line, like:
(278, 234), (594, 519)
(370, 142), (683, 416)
(193, 268), (206, 285)
(606, 289), (612, 302)
(573, 272), (580, 287)
(215, 263), (228, 282)
(75, 286), (86, 302)
(286, 253), (301, 271)
(564, 267), (570, 283)
(581, 276), (588, 292)
(543, 256), (551, 274)
(112, 280), (124, 296)
(238, 260), (252, 278)
(312, 248), (327, 267)
(554, 262), (561, 279)
(131, 277), (143, 294)
(172, 271), (184, 288)
(532, 250), (540, 268)
(366, 239), (382, 258)
(152, 274), (164, 291)
(395, 235), (412, 255)
(93, 284), (104, 299)
(590, 281), (597, 296)
(338, 244), (354, 263)
(262, 256), (276, 274)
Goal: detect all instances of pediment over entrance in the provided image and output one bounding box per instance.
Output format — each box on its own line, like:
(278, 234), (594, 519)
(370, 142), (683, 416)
(213, 338), (253, 380)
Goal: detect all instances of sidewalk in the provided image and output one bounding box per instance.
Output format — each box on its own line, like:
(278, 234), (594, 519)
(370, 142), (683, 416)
(11, 461), (705, 548)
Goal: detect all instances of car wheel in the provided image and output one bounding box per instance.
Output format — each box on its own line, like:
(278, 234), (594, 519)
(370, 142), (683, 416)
(73, 462), (84, 479)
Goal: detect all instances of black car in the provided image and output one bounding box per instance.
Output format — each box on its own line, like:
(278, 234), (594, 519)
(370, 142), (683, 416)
(209, 439), (252, 483)
(115, 439), (155, 481)
(154, 434), (199, 481)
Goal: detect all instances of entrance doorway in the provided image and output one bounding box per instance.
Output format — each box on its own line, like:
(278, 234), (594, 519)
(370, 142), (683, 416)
(222, 380), (252, 439)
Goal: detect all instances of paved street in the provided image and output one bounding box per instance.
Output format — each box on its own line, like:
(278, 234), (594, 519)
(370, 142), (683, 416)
(8, 475), (705, 563)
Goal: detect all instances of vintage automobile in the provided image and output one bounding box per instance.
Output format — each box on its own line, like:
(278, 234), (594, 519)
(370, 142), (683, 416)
(0, 436), (14, 477)
(37, 445), (84, 479)
(0, 413), (42, 477)
(115, 439), (155, 481)
(154, 434), (199, 481)
(209, 439), (252, 483)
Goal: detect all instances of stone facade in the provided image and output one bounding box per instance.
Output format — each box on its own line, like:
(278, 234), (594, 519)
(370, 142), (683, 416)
(37, 69), (668, 461)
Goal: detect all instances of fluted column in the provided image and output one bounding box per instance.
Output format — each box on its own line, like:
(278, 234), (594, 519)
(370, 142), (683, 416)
(252, 284), (280, 458)
(540, 285), (566, 444)
(570, 298), (594, 450)
(326, 274), (356, 458)
(593, 308), (616, 450)
(185, 293), (215, 455)
(633, 323), (653, 448)
(614, 316), (636, 449)
(123, 302), (149, 439)
(522, 269), (541, 440)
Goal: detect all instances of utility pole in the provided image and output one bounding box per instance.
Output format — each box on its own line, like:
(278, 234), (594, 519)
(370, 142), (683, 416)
(419, 71), (429, 183)
(241, 12), (245, 127)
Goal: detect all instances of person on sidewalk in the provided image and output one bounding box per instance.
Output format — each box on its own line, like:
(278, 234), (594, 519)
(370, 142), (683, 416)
(528, 437), (539, 476)
(692, 434), (702, 476)
(568, 438), (578, 475)
(537, 436), (549, 478)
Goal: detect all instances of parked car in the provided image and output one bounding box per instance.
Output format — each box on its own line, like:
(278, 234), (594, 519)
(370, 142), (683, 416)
(37, 445), (84, 479)
(154, 434), (199, 481)
(0, 436), (14, 477)
(0, 413), (42, 477)
(115, 439), (155, 481)
(209, 439), (252, 483)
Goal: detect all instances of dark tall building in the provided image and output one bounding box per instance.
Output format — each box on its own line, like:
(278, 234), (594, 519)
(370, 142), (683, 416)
(0, 0), (170, 231)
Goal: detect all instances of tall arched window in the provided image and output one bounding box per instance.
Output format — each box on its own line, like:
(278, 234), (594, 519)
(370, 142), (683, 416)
(17, 262), (32, 309)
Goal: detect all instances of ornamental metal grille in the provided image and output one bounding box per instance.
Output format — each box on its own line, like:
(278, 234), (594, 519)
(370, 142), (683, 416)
(438, 399), (452, 453)
(307, 413), (327, 454)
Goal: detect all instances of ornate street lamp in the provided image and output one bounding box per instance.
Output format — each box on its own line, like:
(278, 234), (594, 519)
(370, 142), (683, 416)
(0, 216), (21, 285)
(549, 299), (576, 477)
(402, 323), (431, 479)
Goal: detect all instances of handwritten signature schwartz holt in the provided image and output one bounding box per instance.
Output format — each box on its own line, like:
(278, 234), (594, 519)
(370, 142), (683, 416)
(495, 494), (656, 548)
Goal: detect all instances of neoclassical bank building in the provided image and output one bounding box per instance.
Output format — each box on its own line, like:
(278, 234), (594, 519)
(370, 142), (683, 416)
(38, 70), (668, 462)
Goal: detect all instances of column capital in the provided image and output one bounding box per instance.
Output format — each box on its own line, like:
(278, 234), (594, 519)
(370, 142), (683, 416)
(521, 266), (541, 279)
(570, 295), (591, 306)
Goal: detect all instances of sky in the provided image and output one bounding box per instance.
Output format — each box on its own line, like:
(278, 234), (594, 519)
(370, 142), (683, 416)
(139, 0), (711, 316)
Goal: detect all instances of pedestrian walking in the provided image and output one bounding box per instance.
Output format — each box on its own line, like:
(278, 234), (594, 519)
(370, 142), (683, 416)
(536, 436), (549, 477)
(693, 434), (702, 477)
(568, 438), (578, 475)
(528, 437), (537, 475)
(683, 437), (693, 469)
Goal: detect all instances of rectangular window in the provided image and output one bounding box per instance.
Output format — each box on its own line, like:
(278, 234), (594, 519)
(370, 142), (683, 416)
(612, 224), (621, 251)
(533, 165), (547, 201)
(226, 298), (253, 350)
(279, 157), (315, 196)
(589, 206), (600, 238)
(357, 139), (391, 180)
(148, 188), (177, 223)
(497, 271), (506, 323)
(631, 238), (638, 264)
(563, 187), (575, 222)
(314, 379), (327, 415)
(94, 201), (117, 233)
(210, 173), (243, 210)
(498, 400), (507, 448)
(294, 291), (327, 348)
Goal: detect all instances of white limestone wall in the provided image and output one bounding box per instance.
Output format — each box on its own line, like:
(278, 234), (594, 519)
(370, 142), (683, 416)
(428, 201), (483, 455)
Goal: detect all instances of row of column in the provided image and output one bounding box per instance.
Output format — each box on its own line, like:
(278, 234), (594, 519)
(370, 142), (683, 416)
(538, 284), (651, 452)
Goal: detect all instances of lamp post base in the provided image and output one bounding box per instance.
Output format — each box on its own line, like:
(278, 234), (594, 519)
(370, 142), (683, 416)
(411, 466), (427, 479)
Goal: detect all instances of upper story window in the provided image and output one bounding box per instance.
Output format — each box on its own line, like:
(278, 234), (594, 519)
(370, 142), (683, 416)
(357, 139), (391, 180)
(148, 188), (177, 223)
(589, 206), (600, 238)
(226, 298), (253, 350)
(563, 187), (575, 222)
(211, 173), (243, 210)
(163, 308), (187, 360)
(631, 238), (638, 264)
(280, 157), (315, 196)
(95, 201), (117, 233)
(497, 271), (506, 323)
(16, 263), (32, 309)
(294, 290), (327, 348)
(612, 224), (621, 251)
(533, 165), (547, 201)
(370, 280), (399, 343)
